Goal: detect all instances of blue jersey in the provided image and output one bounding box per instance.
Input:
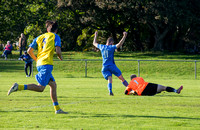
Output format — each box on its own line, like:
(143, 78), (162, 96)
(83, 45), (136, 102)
(20, 54), (32, 64)
(97, 44), (117, 66)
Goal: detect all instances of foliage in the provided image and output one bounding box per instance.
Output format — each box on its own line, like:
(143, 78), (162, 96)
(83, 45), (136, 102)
(0, 0), (200, 52)
(24, 23), (42, 45)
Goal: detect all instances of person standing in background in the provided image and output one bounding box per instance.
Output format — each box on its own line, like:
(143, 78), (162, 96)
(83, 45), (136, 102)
(19, 33), (26, 56)
(19, 51), (33, 77)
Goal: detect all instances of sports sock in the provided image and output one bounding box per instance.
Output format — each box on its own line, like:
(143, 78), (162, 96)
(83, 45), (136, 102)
(18, 85), (28, 90)
(53, 102), (60, 111)
(166, 87), (177, 93)
(108, 83), (112, 93)
(24, 85), (27, 90)
(122, 80), (128, 87)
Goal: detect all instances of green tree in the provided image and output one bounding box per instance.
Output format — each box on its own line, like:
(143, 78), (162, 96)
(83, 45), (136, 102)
(0, 0), (58, 45)
(1, 0), (200, 52)
(142, 0), (200, 51)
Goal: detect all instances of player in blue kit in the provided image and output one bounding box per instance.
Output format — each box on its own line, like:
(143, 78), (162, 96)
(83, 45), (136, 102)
(93, 31), (128, 95)
(7, 20), (67, 114)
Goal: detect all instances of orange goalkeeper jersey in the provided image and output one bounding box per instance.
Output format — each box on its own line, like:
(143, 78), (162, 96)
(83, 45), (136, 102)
(126, 77), (149, 96)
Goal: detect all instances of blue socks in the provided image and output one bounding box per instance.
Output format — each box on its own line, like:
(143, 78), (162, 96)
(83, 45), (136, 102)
(24, 85), (27, 90)
(53, 102), (59, 106)
(53, 102), (60, 111)
(122, 80), (128, 87)
(108, 83), (112, 93)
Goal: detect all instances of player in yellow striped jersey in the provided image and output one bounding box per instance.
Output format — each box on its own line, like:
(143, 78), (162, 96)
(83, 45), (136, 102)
(8, 20), (67, 114)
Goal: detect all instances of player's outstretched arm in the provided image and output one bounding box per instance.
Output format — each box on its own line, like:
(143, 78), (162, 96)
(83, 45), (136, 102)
(93, 31), (98, 48)
(56, 46), (63, 61)
(27, 47), (37, 61)
(116, 32), (128, 48)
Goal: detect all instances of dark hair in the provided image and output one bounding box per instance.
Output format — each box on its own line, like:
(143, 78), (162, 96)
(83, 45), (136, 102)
(46, 20), (58, 32)
(45, 20), (52, 28)
(107, 37), (114, 44)
(130, 74), (137, 80)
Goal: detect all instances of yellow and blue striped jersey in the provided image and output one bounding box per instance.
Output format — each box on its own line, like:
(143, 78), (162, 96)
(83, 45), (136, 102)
(29, 32), (61, 66)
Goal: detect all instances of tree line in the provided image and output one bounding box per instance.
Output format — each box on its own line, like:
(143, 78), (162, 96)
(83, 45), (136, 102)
(1, 0), (200, 53)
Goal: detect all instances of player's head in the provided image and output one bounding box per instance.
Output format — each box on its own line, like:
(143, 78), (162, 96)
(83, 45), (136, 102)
(21, 33), (25, 38)
(46, 20), (58, 33)
(7, 41), (11, 44)
(24, 51), (27, 55)
(45, 20), (52, 28)
(106, 37), (114, 45)
(130, 74), (137, 80)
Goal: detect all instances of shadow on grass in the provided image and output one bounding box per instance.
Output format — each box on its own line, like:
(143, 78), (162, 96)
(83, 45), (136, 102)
(96, 114), (200, 120)
(155, 94), (200, 98)
(0, 60), (24, 72)
(68, 113), (200, 120)
(0, 110), (51, 113)
(62, 75), (102, 78)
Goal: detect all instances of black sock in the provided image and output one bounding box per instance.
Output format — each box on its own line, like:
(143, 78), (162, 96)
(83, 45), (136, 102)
(166, 87), (177, 93)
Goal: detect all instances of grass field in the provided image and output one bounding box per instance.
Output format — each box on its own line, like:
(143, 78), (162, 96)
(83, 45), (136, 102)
(0, 51), (200, 129)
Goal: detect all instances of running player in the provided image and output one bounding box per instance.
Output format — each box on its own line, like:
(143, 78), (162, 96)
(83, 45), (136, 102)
(7, 20), (67, 114)
(125, 74), (183, 96)
(93, 31), (129, 96)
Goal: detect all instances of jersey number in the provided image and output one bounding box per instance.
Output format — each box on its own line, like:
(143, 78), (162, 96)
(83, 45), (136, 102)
(103, 50), (108, 59)
(42, 38), (46, 49)
(134, 80), (139, 85)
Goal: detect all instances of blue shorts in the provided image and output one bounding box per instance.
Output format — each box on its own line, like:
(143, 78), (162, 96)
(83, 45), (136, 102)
(36, 65), (55, 86)
(102, 65), (122, 80)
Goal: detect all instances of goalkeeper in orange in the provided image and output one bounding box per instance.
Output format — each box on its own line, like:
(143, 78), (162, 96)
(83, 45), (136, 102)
(125, 74), (183, 96)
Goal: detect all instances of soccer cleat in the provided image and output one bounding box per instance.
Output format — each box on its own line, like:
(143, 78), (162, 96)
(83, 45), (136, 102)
(177, 86), (183, 94)
(109, 92), (114, 96)
(7, 83), (18, 95)
(55, 109), (68, 114)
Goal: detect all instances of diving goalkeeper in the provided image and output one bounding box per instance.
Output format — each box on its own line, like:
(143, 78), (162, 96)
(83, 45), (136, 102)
(125, 74), (183, 96)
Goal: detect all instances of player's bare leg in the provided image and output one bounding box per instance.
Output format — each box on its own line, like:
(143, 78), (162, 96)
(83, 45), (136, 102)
(27, 84), (45, 92)
(118, 75), (128, 87)
(157, 85), (167, 93)
(7, 83), (45, 95)
(157, 84), (183, 94)
(49, 81), (58, 102)
(49, 80), (68, 114)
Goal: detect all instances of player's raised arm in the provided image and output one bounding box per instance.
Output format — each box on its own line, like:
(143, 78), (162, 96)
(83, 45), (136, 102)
(56, 46), (63, 61)
(27, 47), (37, 61)
(116, 32), (128, 48)
(93, 31), (98, 48)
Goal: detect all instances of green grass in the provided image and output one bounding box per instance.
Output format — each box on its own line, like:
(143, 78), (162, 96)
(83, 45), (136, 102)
(0, 51), (200, 129)
(1, 50), (199, 60)
(0, 75), (200, 129)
